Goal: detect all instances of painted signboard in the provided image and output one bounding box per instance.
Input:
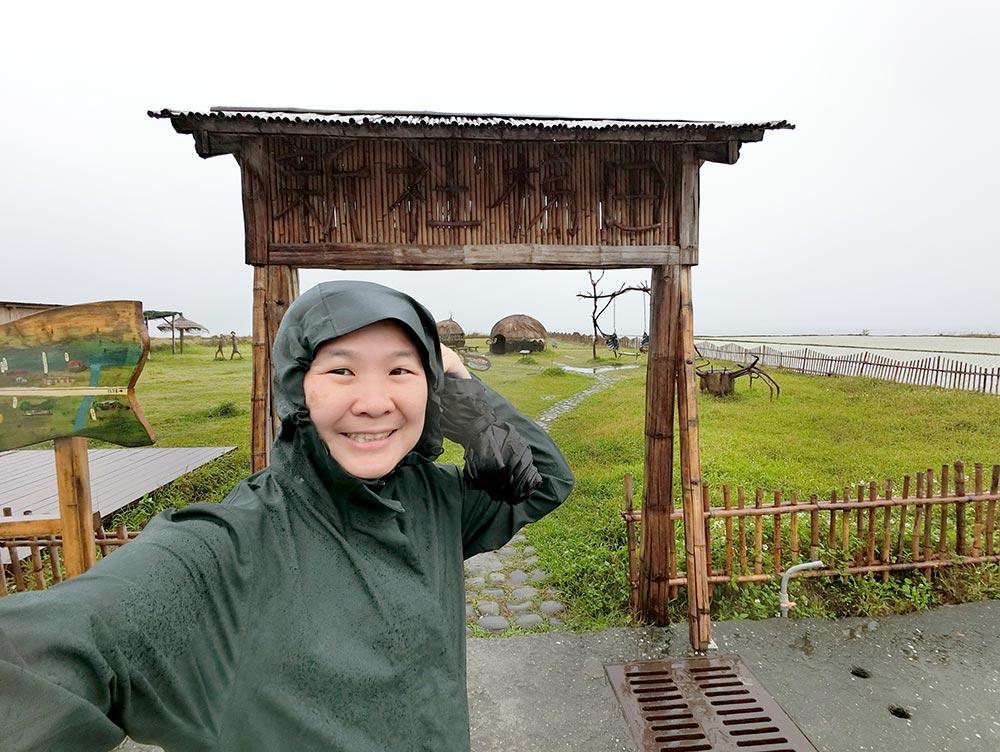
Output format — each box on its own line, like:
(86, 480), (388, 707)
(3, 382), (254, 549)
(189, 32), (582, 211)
(0, 301), (155, 451)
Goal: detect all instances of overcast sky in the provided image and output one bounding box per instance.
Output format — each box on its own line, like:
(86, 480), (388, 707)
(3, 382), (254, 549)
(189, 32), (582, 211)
(2, 1), (997, 338)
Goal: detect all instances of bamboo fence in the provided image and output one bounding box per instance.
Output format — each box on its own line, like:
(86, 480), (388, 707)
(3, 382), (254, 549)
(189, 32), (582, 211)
(623, 461), (1000, 601)
(695, 341), (1000, 394)
(1, 509), (139, 596)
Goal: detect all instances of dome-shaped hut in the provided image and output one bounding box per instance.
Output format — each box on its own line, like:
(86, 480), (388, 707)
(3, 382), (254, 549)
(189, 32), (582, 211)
(489, 314), (547, 355)
(435, 318), (466, 349)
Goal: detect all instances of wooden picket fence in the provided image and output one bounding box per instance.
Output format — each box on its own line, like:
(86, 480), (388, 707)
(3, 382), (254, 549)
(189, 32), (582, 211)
(623, 461), (1000, 605)
(1, 511), (139, 596)
(695, 341), (1000, 394)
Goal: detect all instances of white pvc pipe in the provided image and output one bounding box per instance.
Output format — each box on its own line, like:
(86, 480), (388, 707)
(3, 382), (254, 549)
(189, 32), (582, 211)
(779, 560), (825, 618)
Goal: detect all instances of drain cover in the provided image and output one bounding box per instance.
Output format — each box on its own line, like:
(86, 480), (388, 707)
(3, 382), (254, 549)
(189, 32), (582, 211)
(604, 655), (817, 751)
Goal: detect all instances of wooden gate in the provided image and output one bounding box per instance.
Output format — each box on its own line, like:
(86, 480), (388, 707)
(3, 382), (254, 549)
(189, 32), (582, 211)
(153, 108), (792, 650)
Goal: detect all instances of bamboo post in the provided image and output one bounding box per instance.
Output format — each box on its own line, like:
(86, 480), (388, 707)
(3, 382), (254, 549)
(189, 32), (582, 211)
(54, 437), (96, 578)
(251, 266), (270, 473)
(973, 463), (983, 557)
(827, 490), (837, 552)
(47, 535), (62, 584)
(855, 483), (864, 566)
(988, 465), (1000, 556)
(702, 483), (713, 596)
(790, 492), (800, 564)
(881, 479), (892, 582)
(737, 486), (747, 574)
(865, 481), (877, 566)
(841, 487), (851, 553)
(772, 491), (782, 573)
(955, 461), (966, 555)
(676, 261), (710, 650)
(754, 488), (764, 574)
(251, 264), (301, 472)
(809, 494), (819, 561)
(7, 543), (27, 592)
(913, 473), (925, 562)
(897, 475), (910, 559)
(638, 264), (679, 624)
(938, 464), (949, 557)
(923, 468), (934, 560)
(723, 485), (733, 578)
(623, 473), (638, 614)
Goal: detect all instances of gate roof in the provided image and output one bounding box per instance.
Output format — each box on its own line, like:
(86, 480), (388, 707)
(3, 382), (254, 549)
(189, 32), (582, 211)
(150, 108), (793, 160)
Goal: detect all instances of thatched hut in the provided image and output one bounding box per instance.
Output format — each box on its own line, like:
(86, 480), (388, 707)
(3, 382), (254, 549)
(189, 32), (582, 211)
(435, 318), (465, 349)
(489, 314), (546, 355)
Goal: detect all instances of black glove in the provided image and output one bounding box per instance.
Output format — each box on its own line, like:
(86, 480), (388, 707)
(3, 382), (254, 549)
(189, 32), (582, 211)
(439, 376), (543, 504)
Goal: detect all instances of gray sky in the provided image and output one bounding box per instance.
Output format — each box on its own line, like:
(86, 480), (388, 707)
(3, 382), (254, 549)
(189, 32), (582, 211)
(2, 1), (997, 338)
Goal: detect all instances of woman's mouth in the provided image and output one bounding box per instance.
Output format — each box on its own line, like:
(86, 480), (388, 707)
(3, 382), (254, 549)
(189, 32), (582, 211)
(343, 430), (395, 443)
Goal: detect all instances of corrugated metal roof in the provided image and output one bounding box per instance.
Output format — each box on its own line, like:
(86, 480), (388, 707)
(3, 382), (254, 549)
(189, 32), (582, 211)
(149, 107), (793, 134)
(0, 446), (236, 519)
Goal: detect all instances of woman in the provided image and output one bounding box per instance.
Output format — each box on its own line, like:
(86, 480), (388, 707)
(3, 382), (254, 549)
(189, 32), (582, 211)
(0, 281), (574, 751)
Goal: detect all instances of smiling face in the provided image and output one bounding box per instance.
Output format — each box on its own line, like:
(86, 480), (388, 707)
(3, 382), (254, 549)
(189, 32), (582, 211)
(303, 320), (428, 480)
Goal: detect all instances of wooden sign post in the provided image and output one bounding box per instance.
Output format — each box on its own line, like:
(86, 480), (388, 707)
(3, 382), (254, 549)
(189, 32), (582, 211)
(0, 301), (154, 581)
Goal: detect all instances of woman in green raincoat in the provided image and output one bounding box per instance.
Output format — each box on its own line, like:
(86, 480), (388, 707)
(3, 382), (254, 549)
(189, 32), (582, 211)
(0, 281), (575, 751)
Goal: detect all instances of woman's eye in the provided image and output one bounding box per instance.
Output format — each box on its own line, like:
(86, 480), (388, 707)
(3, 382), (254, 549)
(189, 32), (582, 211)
(328, 368), (353, 376)
(390, 367), (415, 376)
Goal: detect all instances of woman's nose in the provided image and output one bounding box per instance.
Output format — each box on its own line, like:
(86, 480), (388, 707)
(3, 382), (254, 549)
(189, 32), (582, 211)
(351, 383), (395, 416)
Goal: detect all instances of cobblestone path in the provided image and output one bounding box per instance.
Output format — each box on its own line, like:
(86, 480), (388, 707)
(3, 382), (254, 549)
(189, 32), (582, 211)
(465, 366), (633, 633)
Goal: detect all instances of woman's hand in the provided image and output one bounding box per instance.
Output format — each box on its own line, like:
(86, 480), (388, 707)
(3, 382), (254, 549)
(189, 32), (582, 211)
(440, 344), (472, 380)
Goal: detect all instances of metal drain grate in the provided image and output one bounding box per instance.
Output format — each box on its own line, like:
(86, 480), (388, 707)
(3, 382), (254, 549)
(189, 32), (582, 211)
(604, 655), (817, 752)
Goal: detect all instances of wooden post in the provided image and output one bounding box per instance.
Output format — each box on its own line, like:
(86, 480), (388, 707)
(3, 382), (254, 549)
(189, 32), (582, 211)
(54, 437), (96, 578)
(675, 145), (709, 651)
(251, 265), (300, 472)
(638, 264), (678, 624)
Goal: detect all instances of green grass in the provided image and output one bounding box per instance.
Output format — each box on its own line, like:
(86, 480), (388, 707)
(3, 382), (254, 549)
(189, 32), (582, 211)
(107, 338), (1000, 627)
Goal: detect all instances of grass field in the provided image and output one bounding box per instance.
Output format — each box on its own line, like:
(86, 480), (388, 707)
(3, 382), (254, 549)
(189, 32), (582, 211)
(118, 336), (1000, 628)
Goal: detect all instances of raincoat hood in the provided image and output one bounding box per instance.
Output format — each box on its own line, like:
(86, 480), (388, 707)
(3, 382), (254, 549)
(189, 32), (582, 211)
(272, 280), (445, 464)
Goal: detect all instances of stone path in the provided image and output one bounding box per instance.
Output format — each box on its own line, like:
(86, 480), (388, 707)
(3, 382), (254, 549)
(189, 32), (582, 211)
(465, 365), (631, 633)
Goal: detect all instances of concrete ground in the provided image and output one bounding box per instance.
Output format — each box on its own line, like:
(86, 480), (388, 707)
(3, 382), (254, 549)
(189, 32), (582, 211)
(120, 599), (1000, 751)
(468, 600), (1000, 752)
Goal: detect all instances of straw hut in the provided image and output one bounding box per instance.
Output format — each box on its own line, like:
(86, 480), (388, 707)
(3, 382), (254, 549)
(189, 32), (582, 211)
(489, 314), (546, 355)
(435, 318), (465, 349)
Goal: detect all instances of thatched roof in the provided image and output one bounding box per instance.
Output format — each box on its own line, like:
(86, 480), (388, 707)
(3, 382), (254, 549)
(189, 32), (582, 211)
(490, 314), (546, 341)
(436, 318), (464, 337)
(155, 315), (207, 333)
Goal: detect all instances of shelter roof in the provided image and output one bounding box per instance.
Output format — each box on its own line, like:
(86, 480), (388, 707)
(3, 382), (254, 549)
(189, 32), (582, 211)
(155, 315), (207, 332)
(150, 108), (793, 158)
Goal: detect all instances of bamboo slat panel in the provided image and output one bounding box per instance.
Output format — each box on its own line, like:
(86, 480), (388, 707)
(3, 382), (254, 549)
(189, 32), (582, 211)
(2, 513), (141, 596)
(262, 137), (685, 251)
(626, 461), (1000, 598)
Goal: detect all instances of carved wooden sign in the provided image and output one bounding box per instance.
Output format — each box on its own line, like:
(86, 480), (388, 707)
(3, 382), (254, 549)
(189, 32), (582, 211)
(0, 301), (154, 451)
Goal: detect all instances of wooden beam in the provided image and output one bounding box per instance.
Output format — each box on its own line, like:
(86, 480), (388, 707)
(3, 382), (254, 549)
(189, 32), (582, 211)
(240, 137), (271, 265)
(639, 264), (679, 625)
(696, 141), (741, 165)
(0, 519), (61, 537)
(269, 243), (697, 270)
(54, 437), (96, 578)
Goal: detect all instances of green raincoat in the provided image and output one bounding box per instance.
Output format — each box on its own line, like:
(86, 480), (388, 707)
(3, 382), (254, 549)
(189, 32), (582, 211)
(0, 281), (575, 751)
